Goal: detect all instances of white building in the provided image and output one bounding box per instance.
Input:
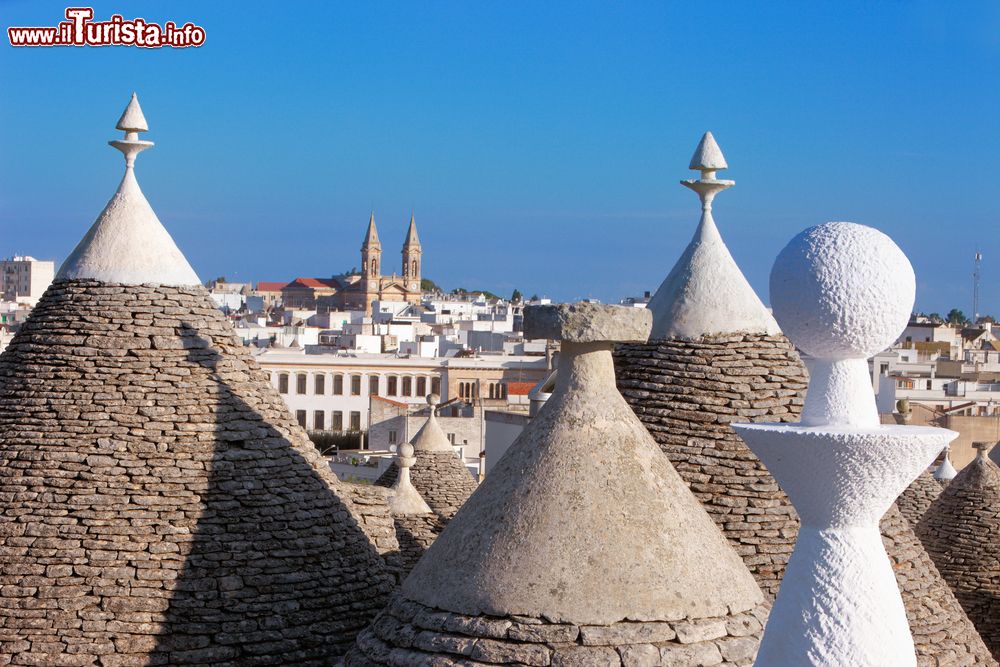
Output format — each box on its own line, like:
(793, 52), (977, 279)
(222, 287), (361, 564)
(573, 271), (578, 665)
(1, 256), (55, 306)
(256, 347), (548, 437)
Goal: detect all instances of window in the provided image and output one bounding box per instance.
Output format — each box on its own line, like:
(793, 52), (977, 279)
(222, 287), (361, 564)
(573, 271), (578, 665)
(278, 374), (289, 394)
(431, 377), (441, 396)
(295, 410), (307, 428)
(296, 373), (307, 395)
(314, 411), (325, 430)
(369, 376), (379, 395)
(389, 430), (397, 444)
(447, 433), (456, 444)
(416, 377), (427, 397)
(350, 374), (362, 395)
(926, 380), (932, 390)
(402, 376), (412, 396)
(880, 363), (889, 375)
(314, 374), (325, 395)
(350, 411), (361, 431)
(387, 376), (398, 396)
(332, 411), (343, 432)
(333, 374), (344, 395)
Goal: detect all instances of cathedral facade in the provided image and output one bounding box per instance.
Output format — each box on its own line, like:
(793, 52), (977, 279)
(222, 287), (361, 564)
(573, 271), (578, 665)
(343, 213), (424, 314)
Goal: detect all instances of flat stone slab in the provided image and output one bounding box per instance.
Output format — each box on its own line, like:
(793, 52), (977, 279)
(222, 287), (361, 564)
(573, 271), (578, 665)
(524, 303), (651, 343)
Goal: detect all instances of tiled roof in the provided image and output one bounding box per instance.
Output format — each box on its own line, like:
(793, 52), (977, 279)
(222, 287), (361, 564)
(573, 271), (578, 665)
(255, 281), (288, 292)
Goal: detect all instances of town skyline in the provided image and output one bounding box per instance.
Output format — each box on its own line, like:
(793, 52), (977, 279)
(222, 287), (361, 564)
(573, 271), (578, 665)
(3, 1), (999, 314)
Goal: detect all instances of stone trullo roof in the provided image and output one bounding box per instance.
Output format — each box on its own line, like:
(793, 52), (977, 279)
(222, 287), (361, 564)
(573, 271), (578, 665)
(375, 395), (478, 521)
(897, 468), (943, 525)
(918, 444), (1000, 659)
(613, 134), (996, 666)
(0, 96), (397, 665)
(347, 303), (770, 666)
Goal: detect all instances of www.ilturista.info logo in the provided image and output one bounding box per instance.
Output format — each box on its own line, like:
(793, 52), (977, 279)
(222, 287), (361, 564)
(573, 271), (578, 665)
(8, 7), (205, 48)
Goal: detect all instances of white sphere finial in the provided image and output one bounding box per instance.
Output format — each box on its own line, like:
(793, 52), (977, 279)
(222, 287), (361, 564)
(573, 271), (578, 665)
(770, 222), (915, 361)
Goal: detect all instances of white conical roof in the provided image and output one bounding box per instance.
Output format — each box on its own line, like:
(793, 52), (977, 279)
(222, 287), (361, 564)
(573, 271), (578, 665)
(935, 446), (958, 483)
(646, 133), (779, 341)
(647, 211), (779, 340)
(58, 94), (199, 286)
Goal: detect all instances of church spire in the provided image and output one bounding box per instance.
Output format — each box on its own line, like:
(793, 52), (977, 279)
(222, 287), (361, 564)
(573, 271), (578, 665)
(403, 213), (421, 248)
(401, 213), (422, 283)
(362, 212), (381, 250)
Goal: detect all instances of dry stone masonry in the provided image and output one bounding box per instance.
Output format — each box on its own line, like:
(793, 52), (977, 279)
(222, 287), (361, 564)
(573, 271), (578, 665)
(615, 134), (995, 666)
(616, 333), (806, 596)
(897, 469), (942, 526)
(918, 443), (1000, 659)
(0, 96), (397, 665)
(347, 302), (771, 666)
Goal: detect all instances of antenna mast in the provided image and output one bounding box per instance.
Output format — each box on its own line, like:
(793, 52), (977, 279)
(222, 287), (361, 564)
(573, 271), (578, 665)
(973, 249), (983, 322)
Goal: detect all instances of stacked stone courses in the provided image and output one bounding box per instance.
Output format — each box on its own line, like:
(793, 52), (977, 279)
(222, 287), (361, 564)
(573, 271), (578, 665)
(0, 280), (396, 665)
(615, 333), (807, 597)
(615, 336), (997, 666)
(347, 597), (767, 666)
(896, 469), (942, 526)
(376, 451), (477, 521)
(918, 449), (1000, 659)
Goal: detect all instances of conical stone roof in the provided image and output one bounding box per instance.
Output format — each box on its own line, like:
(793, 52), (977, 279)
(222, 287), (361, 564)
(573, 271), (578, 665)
(0, 96), (397, 665)
(348, 303), (770, 666)
(614, 133), (996, 666)
(897, 468), (942, 525)
(918, 445), (1000, 659)
(375, 395), (478, 521)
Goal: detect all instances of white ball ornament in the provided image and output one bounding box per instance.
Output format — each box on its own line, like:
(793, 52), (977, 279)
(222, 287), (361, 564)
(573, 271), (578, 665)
(769, 221), (915, 360)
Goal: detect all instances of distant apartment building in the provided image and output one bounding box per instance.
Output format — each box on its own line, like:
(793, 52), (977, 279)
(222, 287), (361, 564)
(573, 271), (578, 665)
(256, 348), (547, 447)
(1, 256), (54, 306)
(871, 318), (1000, 467)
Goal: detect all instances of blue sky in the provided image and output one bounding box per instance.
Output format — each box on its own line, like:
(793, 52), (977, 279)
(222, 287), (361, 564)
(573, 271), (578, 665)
(1, 1), (998, 315)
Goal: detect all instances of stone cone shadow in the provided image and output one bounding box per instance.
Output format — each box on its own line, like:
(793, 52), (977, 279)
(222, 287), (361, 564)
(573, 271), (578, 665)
(150, 324), (394, 665)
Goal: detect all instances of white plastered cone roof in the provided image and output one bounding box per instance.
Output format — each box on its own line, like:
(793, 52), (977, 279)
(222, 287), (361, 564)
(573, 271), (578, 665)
(58, 94), (200, 286)
(646, 132), (779, 341)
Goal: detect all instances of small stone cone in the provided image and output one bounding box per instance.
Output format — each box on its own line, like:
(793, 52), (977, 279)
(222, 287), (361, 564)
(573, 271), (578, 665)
(348, 303), (769, 666)
(375, 394), (478, 521)
(387, 443), (444, 577)
(0, 96), (397, 664)
(896, 468), (942, 525)
(918, 444), (1000, 659)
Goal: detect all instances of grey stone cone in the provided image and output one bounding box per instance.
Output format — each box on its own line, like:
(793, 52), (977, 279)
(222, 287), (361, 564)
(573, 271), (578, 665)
(401, 304), (763, 624)
(0, 280), (397, 664)
(918, 448), (1000, 660)
(346, 304), (770, 666)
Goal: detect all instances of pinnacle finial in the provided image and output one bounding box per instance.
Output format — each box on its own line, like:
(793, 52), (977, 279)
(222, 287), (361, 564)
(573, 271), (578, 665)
(681, 132), (734, 211)
(688, 131), (728, 175)
(110, 93), (153, 168)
